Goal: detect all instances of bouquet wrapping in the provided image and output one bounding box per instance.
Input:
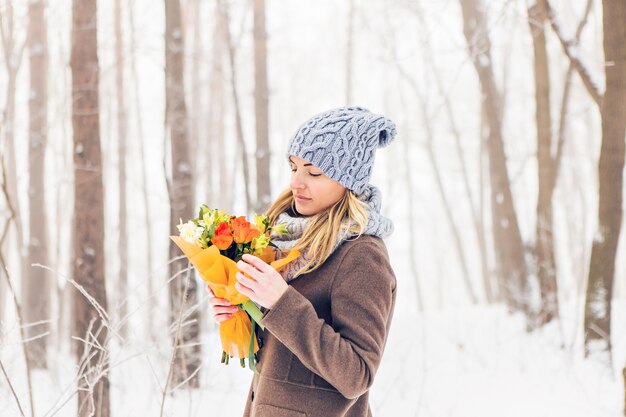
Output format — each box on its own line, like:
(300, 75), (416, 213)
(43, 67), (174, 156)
(170, 205), (299, 370)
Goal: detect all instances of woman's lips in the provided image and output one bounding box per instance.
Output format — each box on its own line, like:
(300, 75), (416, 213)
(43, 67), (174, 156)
(295, 195), (311, 202)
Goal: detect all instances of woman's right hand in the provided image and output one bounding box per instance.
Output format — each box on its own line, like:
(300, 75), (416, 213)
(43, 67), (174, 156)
(207, 285), (239, 323)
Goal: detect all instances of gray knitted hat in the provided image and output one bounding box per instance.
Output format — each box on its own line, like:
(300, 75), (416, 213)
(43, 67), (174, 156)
(286, 106), (397, 195)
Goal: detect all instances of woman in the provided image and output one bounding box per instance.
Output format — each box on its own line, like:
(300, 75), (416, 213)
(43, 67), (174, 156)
(209, 106), (398, 417)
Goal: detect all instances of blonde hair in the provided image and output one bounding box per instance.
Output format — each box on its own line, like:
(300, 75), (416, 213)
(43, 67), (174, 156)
(265, 187), (369, 277)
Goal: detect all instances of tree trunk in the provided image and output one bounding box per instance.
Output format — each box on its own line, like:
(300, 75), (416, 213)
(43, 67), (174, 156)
(127, 0), (155, 341)
(189, 0), (203, 197)
(623, 366), (626, 415)
(345, 0), (354, 104)
(114, 0), (129, 339)
(165, 0), (201, 388)
(70, 0), (110, 415)
(0, 0), (27, 344)
(413, 5), (491, 303)
(391, 56), (478, 304)
(24, 0), (51, 368)
(253, 0), (271, 215)
(459, 0), (529, 315)
(584, 0), (626, 358)
(220, 0), (252, 213)
(528, 0), (559, 326)
(208, 1), (229, 211)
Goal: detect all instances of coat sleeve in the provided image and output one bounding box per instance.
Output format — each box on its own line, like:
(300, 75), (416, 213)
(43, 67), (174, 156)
(259, 240), (396, 399)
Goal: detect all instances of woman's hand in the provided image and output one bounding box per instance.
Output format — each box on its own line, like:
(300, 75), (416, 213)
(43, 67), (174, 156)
(234, 254), (288, 309)
(206, 286), (239, 323)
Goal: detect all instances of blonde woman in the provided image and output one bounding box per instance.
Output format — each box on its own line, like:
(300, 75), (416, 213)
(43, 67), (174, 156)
(209, 107), (398, 417)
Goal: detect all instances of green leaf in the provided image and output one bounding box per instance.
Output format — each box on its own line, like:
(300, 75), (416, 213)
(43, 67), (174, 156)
(240, 300), (265, 330)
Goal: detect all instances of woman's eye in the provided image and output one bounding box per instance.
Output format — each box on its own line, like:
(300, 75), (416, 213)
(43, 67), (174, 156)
(309, 173), (322, 177)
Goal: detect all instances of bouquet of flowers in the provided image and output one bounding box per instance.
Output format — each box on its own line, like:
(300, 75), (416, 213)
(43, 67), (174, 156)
(170, 205), (300, 371)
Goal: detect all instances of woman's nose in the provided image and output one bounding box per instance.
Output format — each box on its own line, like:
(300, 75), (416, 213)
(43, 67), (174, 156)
(290, 172), (306, 190)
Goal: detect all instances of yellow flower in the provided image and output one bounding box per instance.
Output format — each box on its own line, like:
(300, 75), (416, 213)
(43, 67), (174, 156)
(202, 211), (214, 226)
(253, 213), (269, 234)
(273, 222), (289, 235)
(251, 233), (270, 255)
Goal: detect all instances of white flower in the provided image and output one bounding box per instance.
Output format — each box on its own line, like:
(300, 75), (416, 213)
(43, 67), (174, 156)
(178, 219), (204, 246)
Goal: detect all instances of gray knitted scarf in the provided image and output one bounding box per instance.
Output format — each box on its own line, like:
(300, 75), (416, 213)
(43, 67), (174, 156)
(269, 184), (393, 282)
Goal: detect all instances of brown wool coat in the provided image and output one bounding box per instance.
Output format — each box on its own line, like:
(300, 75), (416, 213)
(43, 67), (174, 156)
(242, 234), (397, 417)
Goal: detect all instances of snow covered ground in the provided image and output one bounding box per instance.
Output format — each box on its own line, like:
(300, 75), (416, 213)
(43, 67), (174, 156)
(1, 299), (623, 417)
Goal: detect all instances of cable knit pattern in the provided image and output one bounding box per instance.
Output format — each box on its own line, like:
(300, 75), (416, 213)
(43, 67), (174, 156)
(270, 184), (393, 282)
(287, 106), (397, 195)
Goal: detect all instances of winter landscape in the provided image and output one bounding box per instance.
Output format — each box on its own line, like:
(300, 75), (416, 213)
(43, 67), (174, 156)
(0, 0), (625, 416)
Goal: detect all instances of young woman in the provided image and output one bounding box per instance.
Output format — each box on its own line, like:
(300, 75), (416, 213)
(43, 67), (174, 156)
(209, 106), (398, 417)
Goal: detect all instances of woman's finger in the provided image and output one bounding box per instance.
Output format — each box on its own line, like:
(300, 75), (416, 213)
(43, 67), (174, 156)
(236, 260), (262, 280)
(209, 296), (231, 307)
(235, 272), (257, 290)
(213, 313), (233, 323)
(213, 305), (239, 314)
(242, 254), (271, 273)
(234, 280), (254, 299)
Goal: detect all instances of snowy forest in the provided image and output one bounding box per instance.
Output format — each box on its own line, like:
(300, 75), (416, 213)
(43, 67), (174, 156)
(0, 0), (625, 416)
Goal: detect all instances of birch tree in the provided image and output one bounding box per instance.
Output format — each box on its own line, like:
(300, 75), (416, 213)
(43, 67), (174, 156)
(114, 0), (129, 339)
(253, 0), (270, 215)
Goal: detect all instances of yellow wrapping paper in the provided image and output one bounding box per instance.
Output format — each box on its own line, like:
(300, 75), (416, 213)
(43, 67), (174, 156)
(170, 236), (300, 360)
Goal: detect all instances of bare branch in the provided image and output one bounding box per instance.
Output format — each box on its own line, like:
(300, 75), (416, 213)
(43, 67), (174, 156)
(0, 358), (27, 417)
(160, 267), (192, 417)
(553, 0), (594, 190)
(545, 0), (603, 106)
(0, 151), (35, 417)
(0, 256), (36, 417)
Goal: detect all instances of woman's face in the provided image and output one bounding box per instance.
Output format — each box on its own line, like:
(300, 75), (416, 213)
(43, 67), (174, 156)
(289, 155), (347, 216)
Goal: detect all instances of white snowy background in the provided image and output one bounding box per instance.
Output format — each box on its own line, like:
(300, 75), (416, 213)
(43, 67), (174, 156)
(1, 0), (624, 416)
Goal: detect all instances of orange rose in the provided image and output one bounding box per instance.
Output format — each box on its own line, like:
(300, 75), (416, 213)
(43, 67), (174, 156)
(232, 216), (261, 244)
(212, 221), (233, 250)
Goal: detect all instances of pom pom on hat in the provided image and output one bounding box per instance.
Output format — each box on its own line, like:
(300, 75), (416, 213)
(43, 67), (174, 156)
(287, 106), (397, 195)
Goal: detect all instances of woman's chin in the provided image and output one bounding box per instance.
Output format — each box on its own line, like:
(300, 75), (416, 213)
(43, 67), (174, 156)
(294, 202), (316, 216)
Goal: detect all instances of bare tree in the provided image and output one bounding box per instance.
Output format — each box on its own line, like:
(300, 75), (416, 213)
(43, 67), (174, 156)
(23, 0), (51, 367)
(527, 0), (559, 326)
(164, 0), (201, 387)
(546, 0), (626, 358)
(623, 367), (626, 415)
(0, 0), (27, 335)
(188, 0), (203, 197)
(1, 153), (36, 417)
(414, 4), (491, 303)
(127, 0), (156, 341)
(70, 0), (110, 415)
(389, 57), (478, 304)
(114, 0), (129, 339)
(459, 0), (529, 316)
(582, 0), (625, 358)
(207, 1), (230, 211)
(253, 0), (271, 215)
(345, 0), (355, 104)
(527, 0), (594, 328)
(220, 0), (252, 213)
